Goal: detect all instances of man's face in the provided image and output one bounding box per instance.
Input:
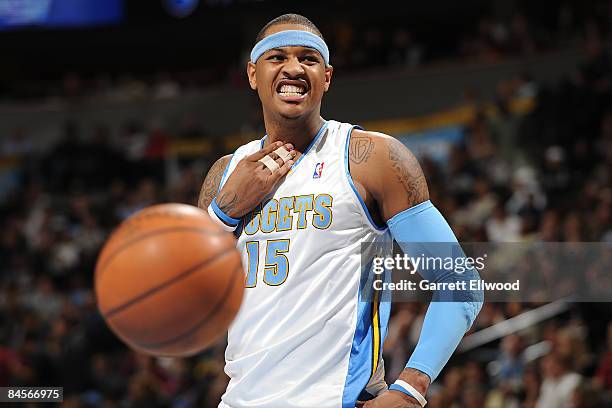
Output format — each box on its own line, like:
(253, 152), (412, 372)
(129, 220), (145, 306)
(247, 23), (333, 120)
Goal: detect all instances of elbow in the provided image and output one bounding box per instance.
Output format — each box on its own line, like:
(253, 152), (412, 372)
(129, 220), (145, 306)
(464, 267), (484, 329)
(435, 266), (483, 330)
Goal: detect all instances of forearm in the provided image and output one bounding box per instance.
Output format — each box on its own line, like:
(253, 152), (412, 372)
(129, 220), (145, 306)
(387, 200), (484, 382)
(405, 302), (471, 380)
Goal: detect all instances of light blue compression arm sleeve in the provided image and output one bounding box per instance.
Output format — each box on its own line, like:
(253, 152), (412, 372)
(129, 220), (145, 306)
(387, 200), (484, 381)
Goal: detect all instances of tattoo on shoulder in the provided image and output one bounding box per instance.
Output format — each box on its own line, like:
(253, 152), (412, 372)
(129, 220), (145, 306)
(349, 135), (375, 164)
(198, 156), (230, 209)
(388, 139), (429, 206)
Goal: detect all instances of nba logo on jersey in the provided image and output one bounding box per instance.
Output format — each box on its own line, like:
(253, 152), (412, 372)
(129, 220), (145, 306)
(313, 162), (324, 179)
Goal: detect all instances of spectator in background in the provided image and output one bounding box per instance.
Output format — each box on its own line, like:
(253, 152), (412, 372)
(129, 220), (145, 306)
(536, 353), (582, 408)
(506, 166), (546, 216)
(361, 27), (385, 68)
(144, 121), (170, 184)
(43, 121), (81, 192)
(453, 176), (497, 230)
(120, 121), (149, 185)
(152, 72), (181, 100)
(486, 200), (522, 242)
(556, 323), (591, 373)
(571, 382), (605, 408)
(537, 210), (561, 242)
(521, 364), (541, 408)
(387, 29), (423, 68)
(508, 14), (536, 55)
(86, 124), (124, 190)
(594, 321), (612, 390)
(461, 384), (487, 408)
(540, 146), (571, 207)
(1, 127), (33, 158)
(495, 334), (526, 389)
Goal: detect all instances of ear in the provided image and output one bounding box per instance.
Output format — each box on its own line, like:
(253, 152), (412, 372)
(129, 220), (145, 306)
(323, 65), (333, 92)
(247, 61), (257, 90)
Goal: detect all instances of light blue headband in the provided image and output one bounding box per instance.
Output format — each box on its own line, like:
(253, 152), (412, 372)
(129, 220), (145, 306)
(250, 30), (330, 66)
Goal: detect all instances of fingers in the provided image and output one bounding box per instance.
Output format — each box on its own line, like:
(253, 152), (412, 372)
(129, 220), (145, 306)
(256, 144), (296, 174)
(269, 147), (296, 169)
(273, 146), (293, 162)
(248, 141), (294, 161)
(259, 155), (281, 172)
(270, 155), (295, 181)
(248, 141), (282, 161)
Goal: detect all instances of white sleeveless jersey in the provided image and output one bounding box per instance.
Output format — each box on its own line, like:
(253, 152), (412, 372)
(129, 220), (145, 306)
(218, 120), (393, 408)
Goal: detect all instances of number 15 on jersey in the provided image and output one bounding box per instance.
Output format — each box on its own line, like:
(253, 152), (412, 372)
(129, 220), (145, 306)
(245, 239), (290, 287)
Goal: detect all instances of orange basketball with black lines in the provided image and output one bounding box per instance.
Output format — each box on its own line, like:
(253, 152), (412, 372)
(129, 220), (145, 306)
(94, 203), (244, 357)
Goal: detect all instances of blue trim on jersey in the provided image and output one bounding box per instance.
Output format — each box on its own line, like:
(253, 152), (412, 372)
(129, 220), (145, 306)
(341, 287), (374, 406)
(289, 120), (328, 171)
(344, 126), (387, 231)
(341, 262), (392, 407)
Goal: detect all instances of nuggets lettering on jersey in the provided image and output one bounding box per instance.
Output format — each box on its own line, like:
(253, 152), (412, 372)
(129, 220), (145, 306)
(241, 194), (333, 235)
(217, 121), (392, 408)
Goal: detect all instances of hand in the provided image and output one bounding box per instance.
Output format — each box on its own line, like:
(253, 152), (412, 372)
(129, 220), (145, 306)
(216, 141), (295, 218)
(356, 369), (429, 408)
(356, 391), (421, 408)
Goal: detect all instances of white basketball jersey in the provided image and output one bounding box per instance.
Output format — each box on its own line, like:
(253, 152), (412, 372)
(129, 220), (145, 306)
(218, 120), (392, 408)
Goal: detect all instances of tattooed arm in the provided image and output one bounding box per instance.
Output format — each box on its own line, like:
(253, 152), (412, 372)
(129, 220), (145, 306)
(349, 129), (432, 407)
(351, 130), (483, 407)
(348, 129), (429, 222)
(198, 155), (232, 210)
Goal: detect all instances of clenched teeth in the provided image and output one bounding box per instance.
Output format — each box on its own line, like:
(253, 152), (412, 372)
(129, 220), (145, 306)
(279, 84), (306, 95)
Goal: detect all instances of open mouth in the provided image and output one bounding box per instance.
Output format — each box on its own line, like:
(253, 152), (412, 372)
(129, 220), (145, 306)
(276, 80), (309, 102)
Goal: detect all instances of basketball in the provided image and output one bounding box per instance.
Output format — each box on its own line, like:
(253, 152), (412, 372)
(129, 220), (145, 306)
(94, 203), (244, 357)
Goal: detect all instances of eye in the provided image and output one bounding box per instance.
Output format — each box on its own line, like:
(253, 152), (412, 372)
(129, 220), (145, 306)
(302, 56), (320, 64)
(266, 54), (285, 61)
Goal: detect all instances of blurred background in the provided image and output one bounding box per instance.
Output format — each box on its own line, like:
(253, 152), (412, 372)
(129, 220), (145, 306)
(1, 0), (612, 407)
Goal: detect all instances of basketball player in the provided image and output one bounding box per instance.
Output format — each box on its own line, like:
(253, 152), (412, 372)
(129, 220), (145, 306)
(198, 14), (483, 408)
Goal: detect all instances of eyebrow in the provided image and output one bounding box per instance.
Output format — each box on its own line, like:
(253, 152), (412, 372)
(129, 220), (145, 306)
(265, 47), (320, 55)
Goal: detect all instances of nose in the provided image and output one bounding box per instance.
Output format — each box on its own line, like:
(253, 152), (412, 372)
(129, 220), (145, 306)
(282, 56), (305, 78)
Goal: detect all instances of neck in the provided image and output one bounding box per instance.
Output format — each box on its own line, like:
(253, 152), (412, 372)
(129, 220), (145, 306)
(263, 112), (324, 152)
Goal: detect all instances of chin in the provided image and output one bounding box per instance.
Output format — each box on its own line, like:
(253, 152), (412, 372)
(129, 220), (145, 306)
(279, 111), (304, 120)
(277, 105), (308, 120)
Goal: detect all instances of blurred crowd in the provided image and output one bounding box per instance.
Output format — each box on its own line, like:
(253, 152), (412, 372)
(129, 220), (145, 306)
(1, 3), (612, 408)
(1, 48), (612, 406)
(3, 1), (612, 103)
(382, 34), (612, 407)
